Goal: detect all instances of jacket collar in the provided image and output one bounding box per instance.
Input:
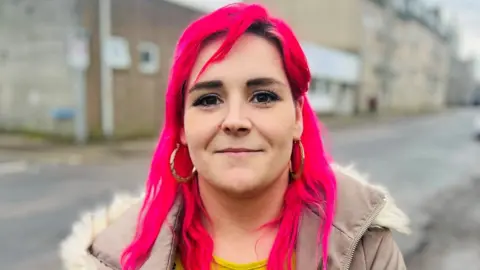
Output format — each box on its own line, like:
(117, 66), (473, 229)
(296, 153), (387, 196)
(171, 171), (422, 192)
(86, 196), (184, 270)
(59, 164), (410, 270)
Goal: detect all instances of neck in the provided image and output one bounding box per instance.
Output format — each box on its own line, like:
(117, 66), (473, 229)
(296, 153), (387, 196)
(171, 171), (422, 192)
(197, 169), (290, 262)
(199, 172), (289, 233)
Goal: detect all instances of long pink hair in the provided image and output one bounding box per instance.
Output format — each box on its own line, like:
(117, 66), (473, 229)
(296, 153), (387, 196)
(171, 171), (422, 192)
(121, 3), (336, 270)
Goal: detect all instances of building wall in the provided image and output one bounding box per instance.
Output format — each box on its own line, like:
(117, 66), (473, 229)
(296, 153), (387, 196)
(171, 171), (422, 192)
(359, 0), (387, 112)
(391, 18), (449, 111)
(246, 0), (364, 54)
(359, 0), (451, 113)
(0, 0), (82, 135)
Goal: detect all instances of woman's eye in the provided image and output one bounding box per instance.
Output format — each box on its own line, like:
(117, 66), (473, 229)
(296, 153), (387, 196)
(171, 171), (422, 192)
(193, 94), (222, 107)
(251, 91), (280, 104)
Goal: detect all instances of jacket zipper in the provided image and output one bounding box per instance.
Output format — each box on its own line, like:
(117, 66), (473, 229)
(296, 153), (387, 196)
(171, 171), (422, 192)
(342, 196), (387, 270)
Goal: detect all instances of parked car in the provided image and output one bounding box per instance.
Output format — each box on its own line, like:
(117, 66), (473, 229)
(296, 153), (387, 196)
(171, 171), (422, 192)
(474, 114), (480, 140)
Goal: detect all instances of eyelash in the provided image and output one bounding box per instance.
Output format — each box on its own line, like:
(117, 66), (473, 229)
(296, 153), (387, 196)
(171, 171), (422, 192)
(192, 94), (222, 107)
(251, 90), (281, 104)
(192, 90), (281, 107)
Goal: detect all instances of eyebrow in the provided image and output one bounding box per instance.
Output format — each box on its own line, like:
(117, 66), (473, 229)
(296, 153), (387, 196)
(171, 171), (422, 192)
(247, 77), (285, 88)
(188, 77), (285, 93)
(188, 80), (223, 92)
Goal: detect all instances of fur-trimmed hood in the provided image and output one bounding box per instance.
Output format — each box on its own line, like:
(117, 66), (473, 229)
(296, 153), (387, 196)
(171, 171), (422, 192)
(59, 164), (410, 270)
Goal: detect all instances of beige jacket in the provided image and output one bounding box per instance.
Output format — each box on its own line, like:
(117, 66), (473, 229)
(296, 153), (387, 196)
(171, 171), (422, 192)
(59, 164), (410, 270)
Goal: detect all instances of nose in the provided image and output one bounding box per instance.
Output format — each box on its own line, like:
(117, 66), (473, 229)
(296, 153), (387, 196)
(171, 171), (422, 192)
(220, 101), (252, 136)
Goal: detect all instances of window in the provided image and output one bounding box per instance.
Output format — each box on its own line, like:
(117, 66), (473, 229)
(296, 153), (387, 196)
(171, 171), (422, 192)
(321, 81), (331, 94)
(310, 78), (331, 95)
(140, 51), (151, 63)
(137, 41), (159, 74)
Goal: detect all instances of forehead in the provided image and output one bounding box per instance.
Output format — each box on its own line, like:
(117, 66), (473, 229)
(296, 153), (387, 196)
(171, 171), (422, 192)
(187, 34), (288, 88)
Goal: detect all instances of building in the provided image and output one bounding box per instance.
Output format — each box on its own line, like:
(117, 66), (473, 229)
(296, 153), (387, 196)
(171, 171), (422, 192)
(302, 43), (360, 115)
(0, 0), (82, 137)
(360, 0), (452, 113)
(0, 0), (202, 141)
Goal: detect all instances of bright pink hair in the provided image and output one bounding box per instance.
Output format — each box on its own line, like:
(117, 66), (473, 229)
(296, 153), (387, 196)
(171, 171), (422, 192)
(121, 3), (336, 270)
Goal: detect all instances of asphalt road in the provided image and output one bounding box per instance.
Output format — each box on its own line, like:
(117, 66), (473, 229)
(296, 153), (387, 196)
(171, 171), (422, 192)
(0, 108), (479, 270)
(326, 108), (480, 259)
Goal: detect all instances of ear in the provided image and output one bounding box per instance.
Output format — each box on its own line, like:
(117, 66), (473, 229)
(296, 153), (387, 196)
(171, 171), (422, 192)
(180, 127), (187, 145)
(293, 97), (304, 140)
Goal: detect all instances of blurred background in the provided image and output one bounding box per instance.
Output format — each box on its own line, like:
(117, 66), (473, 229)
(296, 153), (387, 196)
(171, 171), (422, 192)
(0, 0), (479, 269)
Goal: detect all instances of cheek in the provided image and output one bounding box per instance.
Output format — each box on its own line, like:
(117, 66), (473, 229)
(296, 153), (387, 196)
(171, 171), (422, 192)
(183, 111), (219, 148)
(254, 108), (297, 142)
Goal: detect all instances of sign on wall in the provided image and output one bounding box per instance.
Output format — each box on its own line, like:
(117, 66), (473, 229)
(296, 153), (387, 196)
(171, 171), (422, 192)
(104, 36), (131, 69)
(67, 30), (90, 71)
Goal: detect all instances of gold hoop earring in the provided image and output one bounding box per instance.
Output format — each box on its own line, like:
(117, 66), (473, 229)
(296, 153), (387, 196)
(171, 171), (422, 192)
(290, 140), (305, 180)
(170, 143), (196, 183)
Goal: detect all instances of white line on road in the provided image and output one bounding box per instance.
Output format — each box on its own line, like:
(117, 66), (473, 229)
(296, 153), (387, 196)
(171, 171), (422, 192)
(0, 161), (29, 176)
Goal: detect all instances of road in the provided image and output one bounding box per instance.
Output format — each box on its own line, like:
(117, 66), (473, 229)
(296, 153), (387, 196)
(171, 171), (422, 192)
(0, 108), (479, 270)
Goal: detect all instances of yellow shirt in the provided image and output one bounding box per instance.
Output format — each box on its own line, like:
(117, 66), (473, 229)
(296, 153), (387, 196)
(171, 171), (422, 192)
(174, 256), (266, 270)
(174, 255), (294, 270)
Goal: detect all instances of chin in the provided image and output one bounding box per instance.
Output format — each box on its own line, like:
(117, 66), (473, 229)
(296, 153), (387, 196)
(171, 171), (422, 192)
(215, 171), (266, 196)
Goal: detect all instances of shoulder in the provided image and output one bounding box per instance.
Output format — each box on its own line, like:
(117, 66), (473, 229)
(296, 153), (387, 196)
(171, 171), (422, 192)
(330, 163), (411, 235)
(324, 164), (410, 269)
(59, 192), (144, 270)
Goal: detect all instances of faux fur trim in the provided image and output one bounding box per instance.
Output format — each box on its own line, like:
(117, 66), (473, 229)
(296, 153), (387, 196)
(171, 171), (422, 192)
(59, 164), (410, 270)
(59, 191), (144, 270)
(330, 163), (411, 235)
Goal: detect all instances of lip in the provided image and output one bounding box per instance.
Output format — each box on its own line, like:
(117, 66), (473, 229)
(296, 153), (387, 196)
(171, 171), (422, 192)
(215, 148), (263, 154)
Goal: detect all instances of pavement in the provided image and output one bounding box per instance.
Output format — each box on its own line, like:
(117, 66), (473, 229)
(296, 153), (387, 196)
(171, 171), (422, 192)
(405, 174), (480, 270)
(0, 108), (479, 269)
(0, 136), (156, 166)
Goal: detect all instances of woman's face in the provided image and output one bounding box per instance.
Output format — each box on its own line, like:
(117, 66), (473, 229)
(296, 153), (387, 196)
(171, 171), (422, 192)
(181, 33), (303, 197)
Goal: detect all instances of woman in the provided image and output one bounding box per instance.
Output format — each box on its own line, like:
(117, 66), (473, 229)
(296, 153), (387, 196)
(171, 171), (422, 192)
(60, 3), (410, 270)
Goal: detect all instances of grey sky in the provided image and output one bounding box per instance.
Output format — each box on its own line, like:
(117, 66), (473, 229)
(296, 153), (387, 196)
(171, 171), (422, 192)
(423, 0), (480, 79)
(424, 0), (480, 58)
